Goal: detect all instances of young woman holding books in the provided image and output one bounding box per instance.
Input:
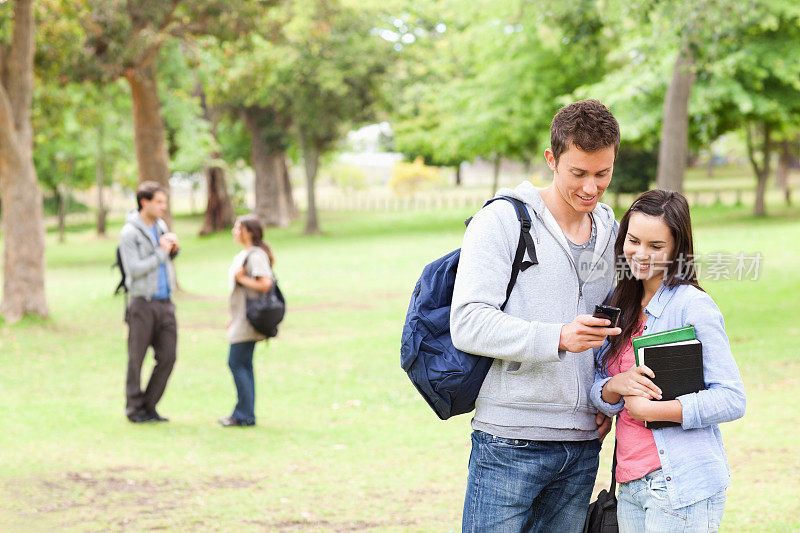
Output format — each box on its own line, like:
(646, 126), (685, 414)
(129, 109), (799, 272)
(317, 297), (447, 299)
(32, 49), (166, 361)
(590, 190), (746, 532)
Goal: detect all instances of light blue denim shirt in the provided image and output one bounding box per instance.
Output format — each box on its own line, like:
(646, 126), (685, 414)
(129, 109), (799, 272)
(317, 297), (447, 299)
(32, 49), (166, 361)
(590, 282), (746, 509)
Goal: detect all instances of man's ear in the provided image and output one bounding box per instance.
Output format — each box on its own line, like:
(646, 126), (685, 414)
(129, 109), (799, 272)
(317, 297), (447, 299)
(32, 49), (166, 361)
(544, 148), (557, 171)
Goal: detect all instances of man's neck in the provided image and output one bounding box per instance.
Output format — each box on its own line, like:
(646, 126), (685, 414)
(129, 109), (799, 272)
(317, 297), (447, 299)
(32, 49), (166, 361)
(140, 211), (156, 226)
(540, 185), (590, 230)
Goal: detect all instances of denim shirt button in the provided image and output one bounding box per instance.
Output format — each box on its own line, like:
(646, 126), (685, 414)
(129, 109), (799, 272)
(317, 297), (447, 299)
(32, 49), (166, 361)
(643, 326), (647, 330)
(666, 476), (671, 481)
(659, 450), (664, 454)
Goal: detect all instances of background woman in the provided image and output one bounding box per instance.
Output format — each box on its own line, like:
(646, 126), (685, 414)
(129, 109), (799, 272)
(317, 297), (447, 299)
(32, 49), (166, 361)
(219, 215), (275, 427)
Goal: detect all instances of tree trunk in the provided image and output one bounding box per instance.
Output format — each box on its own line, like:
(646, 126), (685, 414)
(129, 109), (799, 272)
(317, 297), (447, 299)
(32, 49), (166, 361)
(299, 131), (321, 235)
(199, 165), (235, 235)
(777, 139), (792, 206)
(656, 44), (696, 193)
(57, 184), (67, 244)
(196, 83), (235, 235)
(746, 122), (772, 217)
(125, 64), (172, 224)
(454, 163), (462, 186)
(281, 155), (299, 219)
(96, 122), (108, 236)
(0, 0), (48, 321)
(242, 107), (292, 227)
(492, 155), (501, 194)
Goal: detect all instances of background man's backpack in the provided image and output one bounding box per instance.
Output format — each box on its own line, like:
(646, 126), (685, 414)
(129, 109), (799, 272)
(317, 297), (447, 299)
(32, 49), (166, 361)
(242, 250), (285, 338)
(400, 196), (538, 420)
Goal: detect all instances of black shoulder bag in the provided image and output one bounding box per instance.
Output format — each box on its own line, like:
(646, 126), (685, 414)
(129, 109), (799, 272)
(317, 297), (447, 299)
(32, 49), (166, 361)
(242, 250), (285, 338)
(583, 439), (619, 533)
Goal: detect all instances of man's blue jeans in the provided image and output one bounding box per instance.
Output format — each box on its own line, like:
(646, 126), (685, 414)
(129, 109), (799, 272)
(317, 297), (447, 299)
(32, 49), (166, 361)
(228, 341), (256, 425)
(462, 430), (601, 533)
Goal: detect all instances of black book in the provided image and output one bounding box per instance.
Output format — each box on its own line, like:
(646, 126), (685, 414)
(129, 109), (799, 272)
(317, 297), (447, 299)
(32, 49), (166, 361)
(639, 340), (705, 429)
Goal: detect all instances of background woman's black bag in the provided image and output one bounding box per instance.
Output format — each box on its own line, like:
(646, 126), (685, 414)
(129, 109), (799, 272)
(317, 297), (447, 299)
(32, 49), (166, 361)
(243, 252), (285, 338)
(584, 439), (619, 533)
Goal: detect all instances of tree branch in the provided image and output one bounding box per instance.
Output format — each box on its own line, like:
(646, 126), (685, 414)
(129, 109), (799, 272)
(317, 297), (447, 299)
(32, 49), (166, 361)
(745, 122), (763, 177)
(130, 0), (182, 70)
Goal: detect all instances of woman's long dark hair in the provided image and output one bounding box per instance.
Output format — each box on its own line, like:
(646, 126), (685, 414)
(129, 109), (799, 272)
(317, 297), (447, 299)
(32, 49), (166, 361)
(600, 190), (702, 372)
(238, 214), (275, 266)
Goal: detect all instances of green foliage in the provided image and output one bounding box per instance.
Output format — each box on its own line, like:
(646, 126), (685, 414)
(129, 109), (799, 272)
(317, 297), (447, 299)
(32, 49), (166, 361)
(42, 192), (89, 217)
(609, 144), (658, 194)
(32, 81), (136, 195)
(157, 40), (217, 175)
(391, 0), (613, 167)
(328, 163), (367, 192)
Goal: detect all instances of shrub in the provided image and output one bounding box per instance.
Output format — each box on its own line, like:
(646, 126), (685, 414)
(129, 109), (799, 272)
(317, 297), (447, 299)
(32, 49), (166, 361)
(389, 157), (441, 196)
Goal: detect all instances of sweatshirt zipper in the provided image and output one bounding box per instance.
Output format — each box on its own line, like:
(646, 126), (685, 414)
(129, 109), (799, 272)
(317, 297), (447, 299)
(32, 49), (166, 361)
(536, 212), (615, 415)
(573, 229), (615, 415)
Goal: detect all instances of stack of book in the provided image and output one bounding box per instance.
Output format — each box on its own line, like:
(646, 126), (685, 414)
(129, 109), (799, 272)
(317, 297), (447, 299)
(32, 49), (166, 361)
(632, 325), (705, 429)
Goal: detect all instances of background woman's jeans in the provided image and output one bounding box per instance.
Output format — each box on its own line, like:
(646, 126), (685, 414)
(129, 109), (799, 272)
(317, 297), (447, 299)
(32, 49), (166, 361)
(228, 341), (256, 425)
(462, 430), (601, 533)
(617, 468), (726, 532)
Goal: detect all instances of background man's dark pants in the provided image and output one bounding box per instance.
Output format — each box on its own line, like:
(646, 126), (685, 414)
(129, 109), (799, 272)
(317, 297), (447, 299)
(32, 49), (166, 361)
(125, 297), (177, 418)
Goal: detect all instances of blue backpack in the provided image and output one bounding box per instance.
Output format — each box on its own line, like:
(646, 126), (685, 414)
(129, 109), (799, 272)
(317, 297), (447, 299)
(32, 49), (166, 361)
(400, 196), (538, 420)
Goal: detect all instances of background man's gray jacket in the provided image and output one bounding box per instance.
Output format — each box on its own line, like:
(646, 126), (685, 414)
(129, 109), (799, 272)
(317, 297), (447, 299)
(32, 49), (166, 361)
(119, 210), (177, 299)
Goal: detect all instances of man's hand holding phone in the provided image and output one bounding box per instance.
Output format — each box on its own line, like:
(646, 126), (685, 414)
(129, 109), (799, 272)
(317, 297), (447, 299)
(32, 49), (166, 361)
(559, 314), (621, 353)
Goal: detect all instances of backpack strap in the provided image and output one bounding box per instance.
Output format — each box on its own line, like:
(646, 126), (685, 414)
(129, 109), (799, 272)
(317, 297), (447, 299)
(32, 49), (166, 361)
(469, 196), (539, 311)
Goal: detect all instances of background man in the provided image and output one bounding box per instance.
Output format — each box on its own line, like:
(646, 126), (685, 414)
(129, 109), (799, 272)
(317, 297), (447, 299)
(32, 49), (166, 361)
(119, 181), (179, 423)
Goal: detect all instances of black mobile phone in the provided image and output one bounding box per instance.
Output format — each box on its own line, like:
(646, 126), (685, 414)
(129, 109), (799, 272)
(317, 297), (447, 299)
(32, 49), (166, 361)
(593, 304), (621, 328)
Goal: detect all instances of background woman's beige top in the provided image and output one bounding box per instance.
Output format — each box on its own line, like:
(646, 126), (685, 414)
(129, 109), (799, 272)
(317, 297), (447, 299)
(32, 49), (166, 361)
(227, 247), (273, 344)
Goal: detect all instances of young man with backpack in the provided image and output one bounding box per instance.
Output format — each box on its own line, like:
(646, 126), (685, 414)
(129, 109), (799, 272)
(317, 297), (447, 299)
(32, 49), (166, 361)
(118, 181), (179, 423)
(451, 99), (622, 532)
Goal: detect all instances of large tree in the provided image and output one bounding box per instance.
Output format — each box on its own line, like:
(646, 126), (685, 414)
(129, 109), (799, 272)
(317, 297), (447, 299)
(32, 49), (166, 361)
(217, 1), (391, 234)
(82, 0), (262, 222)
(708, 5), (800, 216)
(0, 0), (47, 321)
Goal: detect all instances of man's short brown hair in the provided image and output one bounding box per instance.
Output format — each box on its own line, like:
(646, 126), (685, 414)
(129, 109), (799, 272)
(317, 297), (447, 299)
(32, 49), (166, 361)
(136, 181), (167, 211)
(550, 99), (620, 164)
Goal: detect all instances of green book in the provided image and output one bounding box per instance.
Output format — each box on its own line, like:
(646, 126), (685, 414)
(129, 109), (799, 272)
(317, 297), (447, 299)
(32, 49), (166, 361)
(632, 325), (696, 366)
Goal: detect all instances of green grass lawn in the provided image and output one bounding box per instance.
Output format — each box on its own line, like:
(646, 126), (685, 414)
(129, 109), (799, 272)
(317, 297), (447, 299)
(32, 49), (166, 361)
(2, 200), (799, 532)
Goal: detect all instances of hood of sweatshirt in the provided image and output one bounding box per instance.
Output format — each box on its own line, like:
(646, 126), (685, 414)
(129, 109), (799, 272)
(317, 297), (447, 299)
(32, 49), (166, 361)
(126, 209), (167, 239)
(494, 181), (617, 268)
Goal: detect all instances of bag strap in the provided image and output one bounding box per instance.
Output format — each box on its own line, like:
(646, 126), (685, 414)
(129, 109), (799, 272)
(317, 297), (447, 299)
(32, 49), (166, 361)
(466, 196), (538, 311)
(610, 436), (618, 494)
(242, 249), (256, 268)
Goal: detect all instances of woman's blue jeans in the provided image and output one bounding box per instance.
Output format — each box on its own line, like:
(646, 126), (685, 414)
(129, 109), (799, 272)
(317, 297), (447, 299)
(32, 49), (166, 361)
(228, 341), (256, 425)
(617, 468), (726, 532)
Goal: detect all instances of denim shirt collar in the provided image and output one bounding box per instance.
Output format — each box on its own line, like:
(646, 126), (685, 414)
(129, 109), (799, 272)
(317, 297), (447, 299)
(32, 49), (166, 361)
(644, 282), (679, 318)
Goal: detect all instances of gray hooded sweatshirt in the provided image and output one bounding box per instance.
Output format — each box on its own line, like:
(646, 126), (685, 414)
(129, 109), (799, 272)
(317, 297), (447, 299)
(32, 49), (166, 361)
(119, 210), (177, 299)
(450, 182), (617, 439)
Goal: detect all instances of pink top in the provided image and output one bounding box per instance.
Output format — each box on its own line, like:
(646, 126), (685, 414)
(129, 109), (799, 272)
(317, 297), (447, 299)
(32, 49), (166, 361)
(607, 323), (662, 482)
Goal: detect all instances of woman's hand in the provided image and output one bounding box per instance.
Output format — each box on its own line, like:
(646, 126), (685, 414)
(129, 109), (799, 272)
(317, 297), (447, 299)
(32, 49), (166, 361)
(624, 396), (684, 425)
(608, 365), (662, 400)
(623, 395), (655, 421)
(234, 266), (247, 284)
